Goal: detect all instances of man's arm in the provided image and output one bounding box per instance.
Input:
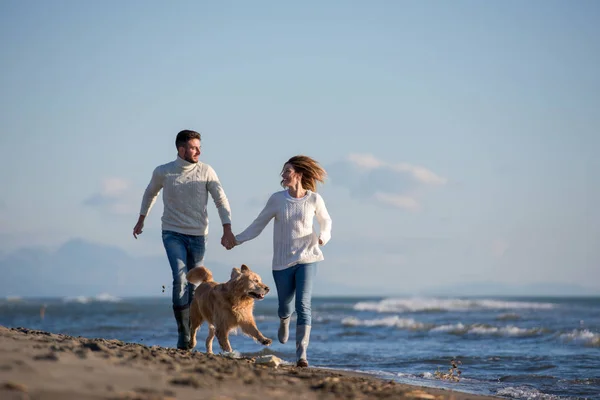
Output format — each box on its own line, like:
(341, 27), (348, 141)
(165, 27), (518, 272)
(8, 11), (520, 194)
(133, 167), (164, 239)
(205, 166), (234, 248)
(221, 222), (235, 249)
(133, 215), (146, 239)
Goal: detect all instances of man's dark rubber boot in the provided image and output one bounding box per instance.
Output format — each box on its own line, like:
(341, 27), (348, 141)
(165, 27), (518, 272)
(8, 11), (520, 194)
(173, 306), (191, 350)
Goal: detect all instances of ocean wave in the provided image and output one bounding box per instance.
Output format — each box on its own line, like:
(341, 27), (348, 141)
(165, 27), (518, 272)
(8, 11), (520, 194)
(431, 323), (545, 337)
(341, 317), (546, 337)
(496, 386), (561, 399)
(559, 329), (600, 347)
(62, 296), (92, 304)
(342, 316), (426, 330)
(353, 297), (555, 313)
(467, 324), (546, 337)
(430, 323), (468, 334)
(496, 313), (522, 321)
(95, 293), (121, 302)
(61, 293), (121, 304)
(567, 377), (600, 385)
(313, 312), (348, 323)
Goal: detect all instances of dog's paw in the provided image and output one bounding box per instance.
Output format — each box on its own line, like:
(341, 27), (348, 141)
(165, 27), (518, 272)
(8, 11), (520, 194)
(261, 338), (273, 346)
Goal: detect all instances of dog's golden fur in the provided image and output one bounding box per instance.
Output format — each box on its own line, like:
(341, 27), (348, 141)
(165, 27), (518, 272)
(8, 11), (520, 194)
(185, 264), (272, 353)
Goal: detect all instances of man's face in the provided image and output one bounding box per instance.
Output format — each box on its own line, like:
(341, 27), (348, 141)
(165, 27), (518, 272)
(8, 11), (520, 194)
(178, 139), (201, 163)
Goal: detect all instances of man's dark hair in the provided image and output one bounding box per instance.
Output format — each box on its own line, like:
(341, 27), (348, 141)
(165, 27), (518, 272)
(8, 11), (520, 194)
(175, 130), (201, 149)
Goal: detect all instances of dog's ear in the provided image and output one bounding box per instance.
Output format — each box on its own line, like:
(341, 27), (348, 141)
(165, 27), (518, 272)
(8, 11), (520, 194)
(241, 264), (250, 273)
(231, 267), (241, 280)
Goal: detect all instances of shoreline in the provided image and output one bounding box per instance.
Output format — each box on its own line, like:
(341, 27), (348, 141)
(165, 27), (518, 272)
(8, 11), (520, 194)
(0, 325), (500, 400)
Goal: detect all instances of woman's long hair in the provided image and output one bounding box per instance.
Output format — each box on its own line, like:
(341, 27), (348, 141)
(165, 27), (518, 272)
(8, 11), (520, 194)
(281, 155), (327, 192)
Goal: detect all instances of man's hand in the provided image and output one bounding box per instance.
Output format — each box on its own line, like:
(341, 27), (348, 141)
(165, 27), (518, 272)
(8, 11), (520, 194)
(221, 223), (236, 250)
(133, 215), (146, 239)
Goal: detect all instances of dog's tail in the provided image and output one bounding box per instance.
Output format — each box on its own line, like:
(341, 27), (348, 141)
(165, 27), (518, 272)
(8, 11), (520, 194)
(186, 266), (213, 284)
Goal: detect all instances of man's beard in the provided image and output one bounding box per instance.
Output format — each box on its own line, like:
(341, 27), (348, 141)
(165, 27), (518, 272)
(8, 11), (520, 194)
(184, 155), (198, 163)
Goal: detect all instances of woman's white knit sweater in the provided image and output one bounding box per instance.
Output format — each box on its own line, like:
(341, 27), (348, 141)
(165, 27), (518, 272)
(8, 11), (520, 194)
(235, 190), (332, 271)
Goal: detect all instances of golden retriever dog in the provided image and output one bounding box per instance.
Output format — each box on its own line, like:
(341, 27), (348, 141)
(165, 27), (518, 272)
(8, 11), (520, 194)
(185, 264), (272, 353)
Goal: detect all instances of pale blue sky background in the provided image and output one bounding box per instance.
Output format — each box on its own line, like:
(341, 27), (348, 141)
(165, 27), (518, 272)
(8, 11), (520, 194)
(1, 1), (598, 295)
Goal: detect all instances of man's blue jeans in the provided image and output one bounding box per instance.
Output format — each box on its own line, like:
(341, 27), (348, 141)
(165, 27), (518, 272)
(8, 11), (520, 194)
(162, 230), (206, 310)
(272, 262), (317, 326)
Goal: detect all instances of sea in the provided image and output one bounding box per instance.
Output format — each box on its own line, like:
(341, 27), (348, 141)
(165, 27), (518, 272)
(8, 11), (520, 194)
(1, 295), (598, 400)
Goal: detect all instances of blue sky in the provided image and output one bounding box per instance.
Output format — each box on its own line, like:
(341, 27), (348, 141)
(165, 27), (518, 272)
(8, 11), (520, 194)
(1, 1), (598, 295)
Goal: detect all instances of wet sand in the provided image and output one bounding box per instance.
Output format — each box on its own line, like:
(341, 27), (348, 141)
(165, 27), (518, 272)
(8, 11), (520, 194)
(0, 325), (499, 400)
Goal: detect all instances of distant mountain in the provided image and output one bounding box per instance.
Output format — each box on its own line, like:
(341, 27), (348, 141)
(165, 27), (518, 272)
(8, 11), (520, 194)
(0, 239), (357, 298)
(0, 239), (220, 298)
(420, 281), (599, 297)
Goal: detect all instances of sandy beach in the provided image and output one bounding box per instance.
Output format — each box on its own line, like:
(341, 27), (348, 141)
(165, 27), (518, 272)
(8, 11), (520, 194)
(0, 325), (500, 400)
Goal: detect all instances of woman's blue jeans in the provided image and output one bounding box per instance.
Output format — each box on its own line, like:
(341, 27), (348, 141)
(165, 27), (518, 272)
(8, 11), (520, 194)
(272, 262), (317, 326)
(162, 230), (205, 310)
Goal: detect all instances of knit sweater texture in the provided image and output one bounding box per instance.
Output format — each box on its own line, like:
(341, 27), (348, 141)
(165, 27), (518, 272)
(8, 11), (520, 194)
(235, 190), (332, 271)
(139, 156), (232, 236)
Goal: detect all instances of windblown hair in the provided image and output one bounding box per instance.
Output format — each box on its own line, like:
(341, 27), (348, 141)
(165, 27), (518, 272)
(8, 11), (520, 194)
(175, 130), (201, 149)
(281, 155), (327, 192)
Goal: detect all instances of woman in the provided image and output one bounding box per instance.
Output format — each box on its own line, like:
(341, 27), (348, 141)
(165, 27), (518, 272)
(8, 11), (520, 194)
(232, 155), (332, 367)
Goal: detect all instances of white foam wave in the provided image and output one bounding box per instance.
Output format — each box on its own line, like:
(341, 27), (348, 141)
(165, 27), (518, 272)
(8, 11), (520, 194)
(62, 294), (121, 303)
(430, 323), (467, 334)
(467, 324), (543, 337)
(430, 323), (543, 337)
(496, 386), (561, 399)
(95, 293), (121, 302)
(354, 297), (555, 313)
(343, 316), (544, 337)
(559, 329), (600, 347)
(342, 316), (426, 330)
(62, 296), (91, 304)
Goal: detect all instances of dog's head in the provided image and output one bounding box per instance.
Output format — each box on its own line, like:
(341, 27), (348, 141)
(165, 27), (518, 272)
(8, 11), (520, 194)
(229, 264), (270, 300)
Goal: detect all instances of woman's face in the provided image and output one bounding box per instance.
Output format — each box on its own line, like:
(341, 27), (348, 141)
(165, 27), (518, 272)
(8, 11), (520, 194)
(281, 163), (301, 188)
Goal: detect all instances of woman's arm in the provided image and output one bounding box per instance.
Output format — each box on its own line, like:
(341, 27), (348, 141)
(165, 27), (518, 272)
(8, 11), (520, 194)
(315, 193), (332, 246)
(235, 194), (278, 245)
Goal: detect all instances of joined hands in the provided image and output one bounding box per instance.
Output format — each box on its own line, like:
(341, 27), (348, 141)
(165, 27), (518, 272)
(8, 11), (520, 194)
(221, 229), (236, 250)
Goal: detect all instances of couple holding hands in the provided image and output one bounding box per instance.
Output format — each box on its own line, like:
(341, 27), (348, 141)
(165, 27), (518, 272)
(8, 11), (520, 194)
(132, 130), (332, 367)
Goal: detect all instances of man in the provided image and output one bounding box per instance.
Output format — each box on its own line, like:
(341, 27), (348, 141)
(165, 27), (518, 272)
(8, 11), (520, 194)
(133, 129), (236, 349)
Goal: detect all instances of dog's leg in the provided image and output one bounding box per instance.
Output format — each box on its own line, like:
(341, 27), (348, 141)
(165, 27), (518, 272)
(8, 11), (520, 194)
(240, 320), (272, 346)
(189, 307), (203, 350)
(205, 325), (215, 354)
(215, 328), (233, 353)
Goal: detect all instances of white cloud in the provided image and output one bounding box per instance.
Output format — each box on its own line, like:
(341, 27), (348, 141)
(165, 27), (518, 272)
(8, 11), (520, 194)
(374, 192), (420, 211)
(84, 177), (138, 215)
(391, 163), (447, 185)
(346, 153), (385, 169)
(101, 178), (130, 197)
(331, 153), (447, 211)
(346, 154), (447, 186)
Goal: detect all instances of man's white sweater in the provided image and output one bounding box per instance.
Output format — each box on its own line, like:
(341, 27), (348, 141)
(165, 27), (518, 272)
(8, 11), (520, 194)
(139, 156), (232, 236)
(235, 190), (332, 271)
